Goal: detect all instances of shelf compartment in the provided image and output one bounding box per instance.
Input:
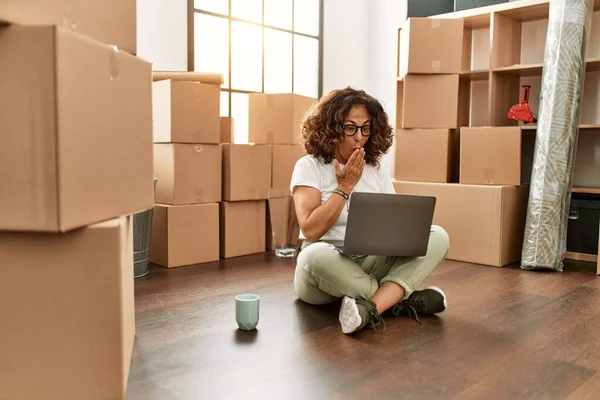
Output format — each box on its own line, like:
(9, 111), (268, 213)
(572, 187), (600, 195)
(460, 69), (489, 81)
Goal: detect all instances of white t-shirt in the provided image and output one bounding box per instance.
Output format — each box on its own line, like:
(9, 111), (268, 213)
(290, 155), (396, 242)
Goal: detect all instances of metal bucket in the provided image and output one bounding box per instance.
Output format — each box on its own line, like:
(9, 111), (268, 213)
(133, 178), (157, 279)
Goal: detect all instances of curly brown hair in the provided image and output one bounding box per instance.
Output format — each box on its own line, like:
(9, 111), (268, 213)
(300, 87), (394, 166)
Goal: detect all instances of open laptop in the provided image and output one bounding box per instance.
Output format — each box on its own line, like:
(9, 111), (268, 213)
(335, 192), (437, 257)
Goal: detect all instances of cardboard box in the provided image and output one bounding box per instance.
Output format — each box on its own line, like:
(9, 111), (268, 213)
(398, 18), (464, 80)
(154, 144), (222, 205)
(0, 216), (134, 400)
(393, 181), (529, 267)
(0, 0), (136, 54)
(460, 127), (535, 185)
(222, 144), (272, 201)
(266, 195), (300, 251)
(150, 203), (220, 268)
(0, 25), (153, 232)
(220, 117), (235, 143)
(399, 74), (460, 129)
(272, 144), (307, 194)
(153, 80), (220, 144)
(220, 201), (266, 258)
(248, 93), (316, 144)
(394, 129), (459, 182)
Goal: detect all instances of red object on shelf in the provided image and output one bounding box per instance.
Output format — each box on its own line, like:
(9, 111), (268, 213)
(508, 85), (537, 124)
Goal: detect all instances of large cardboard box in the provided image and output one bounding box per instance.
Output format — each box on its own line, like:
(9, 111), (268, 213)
(394, 129), (459, 182)
(0, 0), (136, 54)
(460, 127), (535, 185)
(222, 144), (272, 201)
(398, 74), (460, 129)
(0, 25), (153, 232)
(221, 201), (266, 258)
(272, 144), (307, 194)
(393, 181), (529, 267)
(398, 18), (464, 80)
(0, 216), (134, 400)
(248, 93), (316, 144)
(153, 144), (222, 205)
(153, 80), (220, 144)
(150, 203), (220, 268)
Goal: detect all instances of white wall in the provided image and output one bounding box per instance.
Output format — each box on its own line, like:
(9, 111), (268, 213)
(137, 0), (187, 71)
(323, 0), (407, 172)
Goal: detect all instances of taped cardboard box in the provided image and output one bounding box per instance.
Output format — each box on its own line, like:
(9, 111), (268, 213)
(220, 201), (266, 259)
(153, 144), (222, 205)
(150, 203), (220, 268)
(460, 126), (535, 186)
(398, 17), (463, 80)
(266, 194), (300, 251)
(394, 128), (459, 182)
(222, 144), (272, 201)
(220, 117), (235, 143)
(272, 144), (307, 192)
(0, 0), (136, 54)
(0, 25), (153, 232)
(248, 93), (316, 144)
(398, 74), (460, 129)
(153, 79), (220, 144)
(0, 216), (134, 400)
(393, 181), (529, 267)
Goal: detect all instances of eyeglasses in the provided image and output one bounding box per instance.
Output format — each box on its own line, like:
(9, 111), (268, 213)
(342, 124), (372, 137)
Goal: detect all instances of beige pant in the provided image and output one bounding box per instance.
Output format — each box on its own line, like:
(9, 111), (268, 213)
(293, 225), (450, 305)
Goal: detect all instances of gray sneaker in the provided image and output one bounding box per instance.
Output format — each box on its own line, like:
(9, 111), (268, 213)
(391, 286), (447, 323)
(339, 296), (386, 334)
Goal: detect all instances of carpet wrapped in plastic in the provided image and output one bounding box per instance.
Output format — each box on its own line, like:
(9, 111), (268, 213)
(521, 0), (594, 271)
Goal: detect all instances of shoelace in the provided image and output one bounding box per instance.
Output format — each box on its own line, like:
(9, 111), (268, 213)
(392, 300), (422, 324)
(357, 299), (387, 333)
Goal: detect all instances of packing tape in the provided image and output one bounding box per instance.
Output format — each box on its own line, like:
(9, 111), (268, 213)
(248, 187), (257, 199)
(193, 129), (203, 142)
(62, 1), (79, 30)
(431, 60), (441, 73)
(196, 189), (204, 202)
(266, 95), (275, 108)
(431, 19), (441, 28)
(196, 85), (203, 102)
(108, 45), (120, 80)
(484, 169), (495, 185)
(267, 130), (275, 143)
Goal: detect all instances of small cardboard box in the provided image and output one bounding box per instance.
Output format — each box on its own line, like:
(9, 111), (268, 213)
(153, 80), (220, 144)
(220, 201), (266, 258)
(0, 25), (153, 232)
(398, 17), (464, 80)
(150, 203), (220, 268)
(0, 216), (134, 400)
(272, 144), (307, 194)
(0, 0), (137, 54)
(460, 126), (535, 186)
(399, 74), (460, 129)
(394, 128), (459, 182)
(248, 93), (316, 144)
(153, 144), (222, 205)
(220, 117), (235, 143)
(222, 144), (272, 201)
(393, 181), (529, 267)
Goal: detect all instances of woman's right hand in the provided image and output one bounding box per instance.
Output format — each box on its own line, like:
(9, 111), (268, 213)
(334, 148), (365, 193)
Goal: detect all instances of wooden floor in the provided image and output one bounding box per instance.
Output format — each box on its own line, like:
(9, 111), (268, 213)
(127, 254), (600, 400)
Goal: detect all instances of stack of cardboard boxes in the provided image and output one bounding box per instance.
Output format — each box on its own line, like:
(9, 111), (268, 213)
(147, 91), (315, 265)
(248, 93), (315, 252)
(393, 17), (531, 267)
(150, 74), (222, 267)
(0, 2), (152, 399)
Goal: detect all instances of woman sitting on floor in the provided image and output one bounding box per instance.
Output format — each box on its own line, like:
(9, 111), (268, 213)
(290, 87), (450, 335)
